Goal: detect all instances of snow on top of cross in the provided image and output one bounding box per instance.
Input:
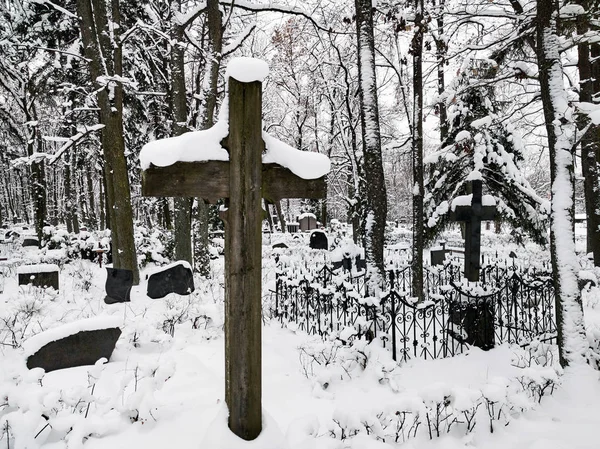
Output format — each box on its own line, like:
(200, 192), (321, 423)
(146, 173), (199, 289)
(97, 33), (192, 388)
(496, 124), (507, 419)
(451, 194), (496, 211)
(263, 132), (330, 179)
(225, 57), (269, 83)
(139, 57), (330, 180)
(139, 121), (229, 170)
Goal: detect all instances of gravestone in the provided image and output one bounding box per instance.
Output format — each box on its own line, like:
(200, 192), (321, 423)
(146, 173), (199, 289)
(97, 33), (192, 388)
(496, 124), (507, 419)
(22, 237), (39, 247)
(141, 58), (328, 441)
(146, 261), (194, 299)
(309, 230), (328, 250)
(450, 180), (496, 281)
(430, 241), (447, 266)
(298, 213), (317, 232)
(104, 267), (133, 304)
(25, 318), (121, 372)
(272, 242), (289, 249)
(447, 298), (495, 350)
(17, 264), (59, 290)
(286, 222), (299, 233)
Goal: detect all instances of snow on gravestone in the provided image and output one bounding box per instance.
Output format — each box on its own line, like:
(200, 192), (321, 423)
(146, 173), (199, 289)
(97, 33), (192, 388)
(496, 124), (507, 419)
(146, 261), (194, 299)
(24, 316), (122, 372)
(17, 263), (59, 291)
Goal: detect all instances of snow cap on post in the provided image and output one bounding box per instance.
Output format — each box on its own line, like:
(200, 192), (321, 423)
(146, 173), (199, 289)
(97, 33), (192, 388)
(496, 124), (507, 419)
(225, 57), (269, 83)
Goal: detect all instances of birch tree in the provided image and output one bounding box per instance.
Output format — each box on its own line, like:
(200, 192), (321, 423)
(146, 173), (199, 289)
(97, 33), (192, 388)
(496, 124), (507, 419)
(354, 0), (388, 279)
(536, 0), (587, 367)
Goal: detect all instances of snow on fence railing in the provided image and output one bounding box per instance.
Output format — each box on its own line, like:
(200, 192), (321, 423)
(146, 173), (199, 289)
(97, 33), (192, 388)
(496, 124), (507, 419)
(274, 259), (557, 363)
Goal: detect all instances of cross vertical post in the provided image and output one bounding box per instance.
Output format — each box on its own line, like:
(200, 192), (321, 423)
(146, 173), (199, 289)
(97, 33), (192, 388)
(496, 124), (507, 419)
(451, 180), (496, 282)
(221, 78), (263, 440)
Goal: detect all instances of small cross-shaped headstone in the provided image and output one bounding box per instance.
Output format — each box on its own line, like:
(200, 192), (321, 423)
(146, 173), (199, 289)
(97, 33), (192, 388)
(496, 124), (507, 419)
(450, 180), (496, 282)
(140, 58), (328, 441)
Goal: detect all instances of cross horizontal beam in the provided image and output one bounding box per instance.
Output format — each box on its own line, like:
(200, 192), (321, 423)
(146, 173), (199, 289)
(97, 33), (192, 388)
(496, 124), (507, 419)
(142, 160), (327, 203)
(451, 205), (496, 222)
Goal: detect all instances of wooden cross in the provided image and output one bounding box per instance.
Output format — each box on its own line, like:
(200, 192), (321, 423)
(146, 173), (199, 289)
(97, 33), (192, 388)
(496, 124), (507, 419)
(450, 180), (496, 282)
(141, 73), (326, 440)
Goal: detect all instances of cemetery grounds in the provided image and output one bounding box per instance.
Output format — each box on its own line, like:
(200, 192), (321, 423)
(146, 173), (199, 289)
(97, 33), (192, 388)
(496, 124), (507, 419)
(1, 225), (600, 449)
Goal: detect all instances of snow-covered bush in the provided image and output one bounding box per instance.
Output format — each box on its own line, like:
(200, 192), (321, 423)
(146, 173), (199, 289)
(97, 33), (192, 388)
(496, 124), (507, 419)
(318, 343), (562, 446)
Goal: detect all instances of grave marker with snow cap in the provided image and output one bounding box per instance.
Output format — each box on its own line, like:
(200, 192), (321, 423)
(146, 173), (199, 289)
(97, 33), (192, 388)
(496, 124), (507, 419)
(139, 57), (330, 441)
(309, 230), (328, 250)
(22, 237), (39, 247)
(25, 316), (122, 372)
(17, 264), (59, 290)
(298, 212), (317, 232)
(146, 261), (194, 299)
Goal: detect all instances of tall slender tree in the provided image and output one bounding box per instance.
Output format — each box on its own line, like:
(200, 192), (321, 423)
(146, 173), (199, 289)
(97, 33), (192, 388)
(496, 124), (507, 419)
(77, 0), (139, 283)
(536, 0), (587, 367)
(355, 0), (388, 279)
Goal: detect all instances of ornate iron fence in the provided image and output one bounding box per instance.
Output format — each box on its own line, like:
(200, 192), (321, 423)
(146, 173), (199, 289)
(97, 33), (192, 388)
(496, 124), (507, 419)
(274, 260), (556, 363)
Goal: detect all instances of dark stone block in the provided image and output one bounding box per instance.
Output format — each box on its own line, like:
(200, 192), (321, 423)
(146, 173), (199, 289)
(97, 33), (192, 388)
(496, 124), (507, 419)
(431, 249), (446, 266)
(22, 238), (39, 247)
(26, 327), (121, 372)
(309, 231), (328, 250)
(18, 269), (59, 290)
(272, 242), (289, 249)
(147, 262), (194, 299)
(447, 299), (495, 350)
(105, 267), (133, 304)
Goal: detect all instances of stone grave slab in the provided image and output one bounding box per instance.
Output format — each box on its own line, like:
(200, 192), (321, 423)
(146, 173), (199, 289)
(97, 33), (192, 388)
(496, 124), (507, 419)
(147, 261), (194, 299)
(25, 317), (122, 372)
(17, 264), (59, 290)
(309, 230), (328, 250)
(22, 237), (39, 247)
(105, 267), (133, 304)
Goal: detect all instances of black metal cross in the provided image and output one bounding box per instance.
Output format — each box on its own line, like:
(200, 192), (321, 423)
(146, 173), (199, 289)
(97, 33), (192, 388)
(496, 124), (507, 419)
(450, 180), (496, 282)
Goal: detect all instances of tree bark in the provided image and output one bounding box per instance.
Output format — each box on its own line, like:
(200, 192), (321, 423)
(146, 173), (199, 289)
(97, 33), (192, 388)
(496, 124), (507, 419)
(536, 0), (587, 367)
(355, 0), (388, 278)
(412, 0), (425, 301)
(77, 0), (139, 284)
(170, 0), (193, 266)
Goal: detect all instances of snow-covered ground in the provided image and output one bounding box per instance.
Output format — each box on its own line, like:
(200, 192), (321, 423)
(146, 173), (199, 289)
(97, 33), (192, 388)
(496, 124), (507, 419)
(1, 230), (599, 448)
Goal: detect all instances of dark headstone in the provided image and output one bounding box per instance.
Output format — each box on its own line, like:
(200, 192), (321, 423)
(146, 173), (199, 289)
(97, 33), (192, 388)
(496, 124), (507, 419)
(332, 255), (366, 271)
(22, 238), (39, 247)
(105, 267), (133, 304)
(147, 261), (194, 299)
(272, 242), (289, 249)
(18, 265), (59, 290)
(431, 248), (446, 266)
(26, 327), (121, 372)
(309, 231), (328, 250)
(447, 298), (495, 350)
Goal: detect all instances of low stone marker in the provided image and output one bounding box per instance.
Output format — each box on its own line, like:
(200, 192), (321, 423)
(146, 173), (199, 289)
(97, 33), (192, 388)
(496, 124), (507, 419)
(105, 267), (133, 304)
(447, 298), (495, 350)
(24, 316), (122, 372)
(22, 237), (39, 247)
(17, 264), (59, 290)
(147, 261), (194, 299)
(309, 230), (328, 250)
(298, 213), (317, 232)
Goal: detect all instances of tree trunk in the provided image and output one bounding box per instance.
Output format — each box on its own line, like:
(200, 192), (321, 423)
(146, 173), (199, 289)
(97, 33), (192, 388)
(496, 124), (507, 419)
(193, 0), (223, 277)
(77, 0), (139, 284)
(412, 0), (425, 301)
(355, 0), (388, 279)
(536, 0), (587, 367)
(170, 2), (193, 266)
